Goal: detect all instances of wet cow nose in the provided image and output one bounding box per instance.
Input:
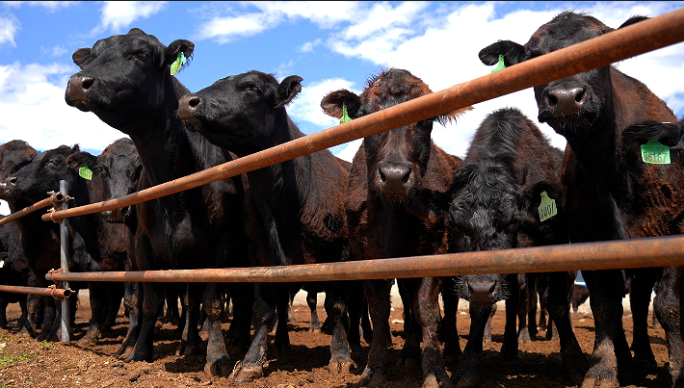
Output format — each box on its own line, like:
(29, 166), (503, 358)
(377, 162), (412, 194)
(66, 75), (96, 101)
(177, 94), (204, 120)
(467, 278), (498, 304)
(546, 85), (587, 116)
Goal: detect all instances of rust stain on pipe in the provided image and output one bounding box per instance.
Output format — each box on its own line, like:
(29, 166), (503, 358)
(0, 191), (65, 227)
(45, 235), (684, 283)
(43, 8), (684, 223)
(0, 285), (71, 300)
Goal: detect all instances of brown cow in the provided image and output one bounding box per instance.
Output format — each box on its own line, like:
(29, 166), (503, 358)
(321, 68), (468, 387)
(479, 11), (684, 387)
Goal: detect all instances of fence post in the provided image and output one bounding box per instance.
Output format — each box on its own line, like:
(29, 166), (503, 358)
(59, 180), (71, 342)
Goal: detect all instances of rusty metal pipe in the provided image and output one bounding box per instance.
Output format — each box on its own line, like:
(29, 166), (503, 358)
(0, 191), (65, 227)
(42, 8), (684, 223)
(45, 235), (684, 283)
(0, 285), (71, 300)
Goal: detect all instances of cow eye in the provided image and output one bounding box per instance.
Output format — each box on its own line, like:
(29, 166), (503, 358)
(249, 85), (262, 95)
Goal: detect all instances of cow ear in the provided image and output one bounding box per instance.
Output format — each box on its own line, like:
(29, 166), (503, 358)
(274, 75), (303, 109)
(479, 40), (526, 67)
(66, 151), (99, 171)
(164, 39), (195, 70)
(320, 89), (362, 119)
(437, 106), (473, 126)
(618, 15), (649, 29)
(623, 120), (683, 147)
(72, 48), (93, 70)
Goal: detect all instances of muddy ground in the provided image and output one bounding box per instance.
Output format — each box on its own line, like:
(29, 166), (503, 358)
(0, 291), (672, 388)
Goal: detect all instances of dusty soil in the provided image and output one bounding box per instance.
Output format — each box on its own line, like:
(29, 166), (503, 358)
(0, 294), (672, 388)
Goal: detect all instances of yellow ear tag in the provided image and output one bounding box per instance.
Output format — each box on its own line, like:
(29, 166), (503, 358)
(641, 140), (671, 164)
(339, 103), (352, 124)
(79, 165), (93, 180)
(491, 54), (506, 73)
(170, 52), (187, 76)
(538, 191), (557, 222)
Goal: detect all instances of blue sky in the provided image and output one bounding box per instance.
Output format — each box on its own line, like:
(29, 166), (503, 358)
(1, 1), (683, 164)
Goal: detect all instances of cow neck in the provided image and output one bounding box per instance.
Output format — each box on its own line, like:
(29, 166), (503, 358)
(127, 76), (196, 188)
(245, 111), (313, 211)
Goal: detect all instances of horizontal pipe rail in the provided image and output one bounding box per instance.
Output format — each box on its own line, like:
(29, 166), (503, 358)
(43, 7), (684, 223)
(0, 191), (65, 227)
(0, 285), (71, 300)
(46, 235), (684, 283)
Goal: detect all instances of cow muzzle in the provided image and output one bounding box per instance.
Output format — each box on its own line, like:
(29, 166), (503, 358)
(376, 162), (413, 196)
(65, 75), (97, 112)
(544, 83), (588, 118)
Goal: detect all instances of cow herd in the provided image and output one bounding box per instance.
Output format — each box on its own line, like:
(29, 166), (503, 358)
(0, 10), (682, 388)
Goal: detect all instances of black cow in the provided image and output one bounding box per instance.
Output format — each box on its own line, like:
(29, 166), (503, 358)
(479, 12), (684, 387)
(570, 284), (590, 314)
(321, 68), (468, 387)
(65, 29), (251, 377)
(177, 70), (359, 382)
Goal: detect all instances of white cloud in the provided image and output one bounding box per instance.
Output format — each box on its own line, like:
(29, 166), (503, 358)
(43, 45), (68, 57)
(0, 14), (19, 47)
(196, 11), (281, 43)
(94, 1), (166, 34)
(0, 62), (128, 152)
(3, 2), (79, 11)
(299, 38), (322, 53)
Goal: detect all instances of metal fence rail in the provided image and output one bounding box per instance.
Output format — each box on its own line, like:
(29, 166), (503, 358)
(0, 191), (66, 228)
(41, 7), (684, 224)
(0, 285), (70, 300)
(46, 235), (684, 283)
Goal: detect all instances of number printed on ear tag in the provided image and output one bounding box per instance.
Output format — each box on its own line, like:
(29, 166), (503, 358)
(79, 166), (93, 180)
(641, 140), (671, 165)
(538, 191), (557, 222)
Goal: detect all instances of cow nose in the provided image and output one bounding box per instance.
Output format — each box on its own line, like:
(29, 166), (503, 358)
(65, 75), (96, 107)
(177, 94), (203, 120)
(5, 176), (16, 186)
(377, 162), (412, 194)
(466, 277), (498, 303)
(546, 86), (587, 116)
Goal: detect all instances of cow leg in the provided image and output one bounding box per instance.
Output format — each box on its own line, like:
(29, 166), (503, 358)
(24, 294), (42, 337)
(347, 280), (366, 360)
(629, 269), (658, 368)
(116, 281), (141, 358)
(455, 301), (492, 388)
(545, 272), (588, 385)
(127, 281), (163, 362)
(273, 286), (291, 354)
(484, 302), (496, 345)
(0, 298), (8, 329)
(177, 282), (202, 357)
(358, 279), (392, 387)
(232, 282), (277, 382)
(307, 290), (321, 333)
(501, 274), (520, 360)
(527, 278), (539, 339)
(325, 281), (355, 375)
(202, 282), (232, 378)
(105, 283), (124, 330)
(414, 277), (452, 388)
(442, 277), (461, 362)
(399, 281), (412, 338)
(161, 285), (181, 327)
(77, 281), (108, 347)
(654, 266), (684, 388)
(225, 282), (253, 357)
(398, 279), (421, 367)
(36, 296), (57, 342)
(581, 269), (629, 388)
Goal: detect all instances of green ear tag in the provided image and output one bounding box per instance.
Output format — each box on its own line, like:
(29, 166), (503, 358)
(170, 52), (187, 76)
(538, 191), (557, 222)
(79, 166), (93, 180)
(641, 140), (671, 164)
(491, 54), (506, 73)
(340, 103), (352, 124)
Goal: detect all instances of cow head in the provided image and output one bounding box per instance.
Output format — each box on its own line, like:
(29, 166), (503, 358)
(451, 174), (567, 303)
(65, 28), (194, 136)
(321, 68), (470, 202)
(177, 71), (302, 156)
(96, 138), (142, 223)
(0, 140), (37, 181)
(479, 12), (648, 141)
(5, 145), (81, 202)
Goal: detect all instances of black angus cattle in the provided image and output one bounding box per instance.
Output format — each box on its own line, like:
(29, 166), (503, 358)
(570, 284), (590, 314)
(447, 108), (584, 386)
(321, 68), (469, 387)
(479, 12), (684, 387)
(65, 29), (252, 377)
(0, 140), (39, 334)
(177, 70), (360, 382)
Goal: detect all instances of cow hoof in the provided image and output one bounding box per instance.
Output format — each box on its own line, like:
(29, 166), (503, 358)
(204, 359), (232, 378)
(76, 337), (97, 348)
(580, 376), (619, 388)
(182, 344), (200, 357)
(633, 354), (657, 369)
(328, 360), (355, 375)
(115, 345), (135, 359)
(358, 366), (389, 387)
(422, 375), (446, 388)
(455, 375), (480, 388)
(230, 362), (263, 383)
(309, 327), (322, 333)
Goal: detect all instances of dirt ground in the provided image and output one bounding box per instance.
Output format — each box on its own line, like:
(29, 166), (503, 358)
(0, 292), (672, 388)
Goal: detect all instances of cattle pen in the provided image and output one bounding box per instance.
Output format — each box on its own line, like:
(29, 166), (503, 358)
(0, 7), (683, 326)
